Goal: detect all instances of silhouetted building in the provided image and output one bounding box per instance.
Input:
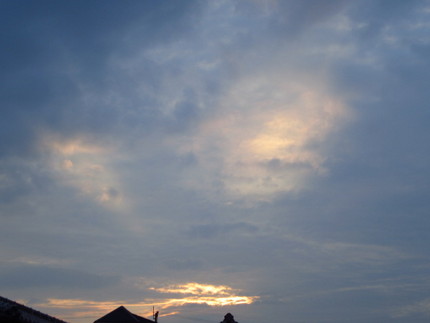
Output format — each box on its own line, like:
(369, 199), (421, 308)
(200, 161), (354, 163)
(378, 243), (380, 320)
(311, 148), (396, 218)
(94, 306), (155, 323)
(0, 295), (68, 323)
(220, 313), (238, 323)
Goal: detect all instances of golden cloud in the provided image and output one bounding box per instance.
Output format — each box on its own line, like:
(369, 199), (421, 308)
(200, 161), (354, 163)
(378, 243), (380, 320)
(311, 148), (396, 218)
(175, 76), (350, 201)
(149, 282), (257, 307)
(150, 282), (233, 295)
(38, 282), (258, 321)
(42, 134), (123, 208)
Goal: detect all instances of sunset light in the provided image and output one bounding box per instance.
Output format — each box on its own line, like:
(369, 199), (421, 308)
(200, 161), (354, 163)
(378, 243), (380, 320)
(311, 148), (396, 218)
(43, 135), (123, 207)
(150, 282), (233, 296)
(2, 1), (429, 323)
(37, 282), (257, 321)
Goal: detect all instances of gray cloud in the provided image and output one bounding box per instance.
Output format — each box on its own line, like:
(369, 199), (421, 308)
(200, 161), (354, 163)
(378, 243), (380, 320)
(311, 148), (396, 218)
(1, 1), (430, 323)
(0, 0), (203, 157)
(0, 264), (119, 290)
(188, 222), (258, 239)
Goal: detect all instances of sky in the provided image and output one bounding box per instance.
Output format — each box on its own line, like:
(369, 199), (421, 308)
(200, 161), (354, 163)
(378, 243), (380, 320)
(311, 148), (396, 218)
(1, 1), (430, 322)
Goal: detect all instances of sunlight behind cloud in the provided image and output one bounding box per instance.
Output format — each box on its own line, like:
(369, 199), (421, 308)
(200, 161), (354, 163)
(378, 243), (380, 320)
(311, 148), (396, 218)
(148, 282), (257, 308)
(43, 135), (123, 208)
(150, 282), (233, 295)
(176, 76), (349, 201)
(38, 282), (257, 321)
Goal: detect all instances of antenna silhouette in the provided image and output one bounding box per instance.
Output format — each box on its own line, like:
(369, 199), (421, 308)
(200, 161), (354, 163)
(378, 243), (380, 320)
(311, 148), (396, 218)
(153, 307), (159, 323)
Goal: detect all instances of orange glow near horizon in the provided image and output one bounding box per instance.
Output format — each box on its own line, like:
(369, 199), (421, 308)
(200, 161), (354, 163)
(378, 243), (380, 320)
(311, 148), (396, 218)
(148, 282), (257, 307)
(38, 282), (258, 320)
(150, 282), (233, 295)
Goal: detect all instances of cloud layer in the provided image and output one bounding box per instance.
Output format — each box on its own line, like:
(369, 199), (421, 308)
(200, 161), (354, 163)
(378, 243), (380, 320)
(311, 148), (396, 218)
(1, 1), (430, 322)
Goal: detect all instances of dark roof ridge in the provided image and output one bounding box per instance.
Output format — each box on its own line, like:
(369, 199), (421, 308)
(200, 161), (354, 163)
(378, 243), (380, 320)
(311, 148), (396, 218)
(94, 305), (155, 323)
(0, 295), (68, 323)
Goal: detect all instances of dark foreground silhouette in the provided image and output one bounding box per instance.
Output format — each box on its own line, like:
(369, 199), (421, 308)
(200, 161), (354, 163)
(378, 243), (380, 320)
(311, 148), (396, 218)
(94, 306), (155, 323)
(1, 295), (239, 323)
(220, 313), (238, 323)
(0, 295), (67, 323)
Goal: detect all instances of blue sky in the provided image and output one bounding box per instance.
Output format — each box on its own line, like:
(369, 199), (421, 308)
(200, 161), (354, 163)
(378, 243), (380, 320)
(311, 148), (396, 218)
(1, 1), (430, 322)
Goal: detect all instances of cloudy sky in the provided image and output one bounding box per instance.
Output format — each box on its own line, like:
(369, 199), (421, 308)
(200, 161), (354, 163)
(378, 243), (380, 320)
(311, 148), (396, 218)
(1, 1), (430, 322)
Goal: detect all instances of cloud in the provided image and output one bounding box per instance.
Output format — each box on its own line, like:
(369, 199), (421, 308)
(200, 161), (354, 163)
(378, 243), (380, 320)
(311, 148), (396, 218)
(151, 283), (234, 296)
(392, 298), (430, 318)
(188, 222), (258, 239)
(172, 75), (350, 201)
(42, 134), (123, 207)
(1, 1), (430, 323)
(0, 264), (119, 290)
(0, 1), (203, 159)
(35, 282), (257, 321)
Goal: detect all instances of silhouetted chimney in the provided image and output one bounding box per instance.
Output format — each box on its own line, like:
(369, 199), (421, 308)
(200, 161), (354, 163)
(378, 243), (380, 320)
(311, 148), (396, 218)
(220, 313), (238, 323)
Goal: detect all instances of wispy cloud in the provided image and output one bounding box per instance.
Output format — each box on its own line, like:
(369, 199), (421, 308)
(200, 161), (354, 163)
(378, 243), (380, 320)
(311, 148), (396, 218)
(392, 298), (430, 318)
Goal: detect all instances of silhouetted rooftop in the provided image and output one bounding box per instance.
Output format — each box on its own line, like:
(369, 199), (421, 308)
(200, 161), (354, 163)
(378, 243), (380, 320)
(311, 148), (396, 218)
(94, 305), (155, 323)
(0, 295), (68, 323)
